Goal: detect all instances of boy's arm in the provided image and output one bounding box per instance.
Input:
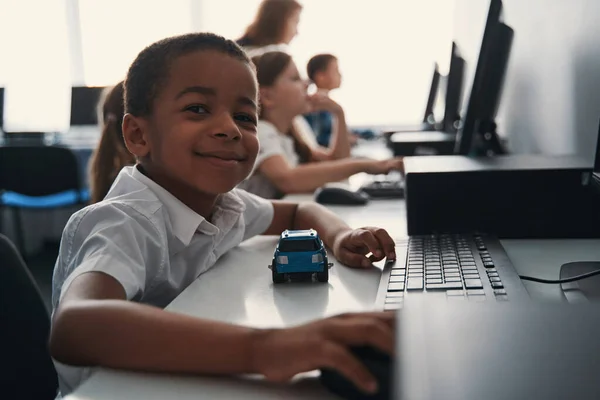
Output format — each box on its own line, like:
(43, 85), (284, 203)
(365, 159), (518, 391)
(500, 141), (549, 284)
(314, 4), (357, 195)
(50, 272), (257, 374)
(50, 271), (395, 394)
(263, 201), (396, 267)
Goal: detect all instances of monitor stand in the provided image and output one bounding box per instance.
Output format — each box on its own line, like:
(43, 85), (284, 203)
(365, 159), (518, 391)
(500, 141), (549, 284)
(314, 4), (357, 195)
(473, 120), (506, 156)
(560, 261), (600, 303)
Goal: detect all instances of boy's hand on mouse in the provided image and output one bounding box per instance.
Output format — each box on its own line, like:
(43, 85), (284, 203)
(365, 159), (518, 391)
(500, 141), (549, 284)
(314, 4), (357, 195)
(251, 311), (395, 394)
(365, 158), (404, 175)
(332, 227), (396, 268)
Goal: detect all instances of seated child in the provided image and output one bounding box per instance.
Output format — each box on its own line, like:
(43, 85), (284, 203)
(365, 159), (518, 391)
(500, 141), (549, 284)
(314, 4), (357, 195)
(303, 54), (375, 147)
(88, 81), (136, 203)
(50, 33), (396, 398)
(239, 51), (403, 199)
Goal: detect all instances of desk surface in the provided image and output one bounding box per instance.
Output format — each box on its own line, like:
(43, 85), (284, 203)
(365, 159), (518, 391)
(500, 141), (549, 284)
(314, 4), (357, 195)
(64, 143), (600, 400)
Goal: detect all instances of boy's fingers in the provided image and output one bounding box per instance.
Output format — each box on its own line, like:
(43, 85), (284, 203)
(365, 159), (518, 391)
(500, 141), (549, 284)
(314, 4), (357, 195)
(338, 249), (373, 268)
(319, 343), (378, 394)
(356, 230), (383, 259)
(330, 318), (395, 355)
(371, 228), (396, 260)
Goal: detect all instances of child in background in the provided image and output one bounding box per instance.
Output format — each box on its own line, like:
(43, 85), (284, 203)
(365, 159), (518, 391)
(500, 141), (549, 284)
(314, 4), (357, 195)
(88, 81), (135, 203)
(50, 33), (396, 398)
(239, 51), (403, 199)
(303, 54), (376, 148)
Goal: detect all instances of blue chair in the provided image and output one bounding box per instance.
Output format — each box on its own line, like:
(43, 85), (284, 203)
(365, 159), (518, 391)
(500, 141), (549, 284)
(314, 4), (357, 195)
(0, 145), (90, 256)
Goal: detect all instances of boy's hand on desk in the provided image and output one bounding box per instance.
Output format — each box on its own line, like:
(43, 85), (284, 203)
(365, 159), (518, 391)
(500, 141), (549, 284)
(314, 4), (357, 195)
(332, 227), (396, 268)
(251, 311), (395, 394)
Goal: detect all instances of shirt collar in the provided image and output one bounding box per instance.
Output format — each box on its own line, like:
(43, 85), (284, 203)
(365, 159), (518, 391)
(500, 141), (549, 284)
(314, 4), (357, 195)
(129, 166), (246, 245)
(131, 166), (204, 246)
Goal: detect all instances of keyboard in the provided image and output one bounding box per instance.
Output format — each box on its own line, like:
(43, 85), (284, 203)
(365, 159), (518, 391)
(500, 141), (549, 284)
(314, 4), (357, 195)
(359, 171), (405, 198)
(375, 233), (529, 310)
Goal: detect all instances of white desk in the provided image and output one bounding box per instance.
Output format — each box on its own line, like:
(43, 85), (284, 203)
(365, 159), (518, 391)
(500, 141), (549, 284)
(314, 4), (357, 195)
(65, 186), (600, 399)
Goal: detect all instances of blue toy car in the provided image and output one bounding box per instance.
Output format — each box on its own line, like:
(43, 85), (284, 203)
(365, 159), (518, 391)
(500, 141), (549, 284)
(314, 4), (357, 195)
(269, 229), (333, 283)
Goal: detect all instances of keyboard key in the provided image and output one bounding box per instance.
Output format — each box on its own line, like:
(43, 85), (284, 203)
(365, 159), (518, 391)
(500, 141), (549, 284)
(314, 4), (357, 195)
(406, 277), (424, 290)
(491, 281), (504, 289)
(426, 278), (443, 285)
(462, 271), (480, 277)
(445, 276), (462, 282)
(467, 289), (486, 296)
(444, 272), (461, 278)
(389, 275), (405, 283)
(487, 272), (499, 278)
(426, 282), (463, 290)
(388, 282), (405, 291)
(493, 289), (507, 296)
(386, 291), (404, 298)
(384, 303), (402, 311)
(461, 261), (477, 267)
(384, 297), (403, 304)
(391, 270), (405, 276)
(483, 261), (495, 268)
(408, 272), (424, 277)
(444, 268), (460, 274)
(489, 277), (502, 283)
(464, 279), (483, 289)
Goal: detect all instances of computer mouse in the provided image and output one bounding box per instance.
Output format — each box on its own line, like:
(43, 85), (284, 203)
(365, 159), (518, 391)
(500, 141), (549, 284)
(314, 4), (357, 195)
(319, 346), (392, 400)
(314, 184), (370, 205)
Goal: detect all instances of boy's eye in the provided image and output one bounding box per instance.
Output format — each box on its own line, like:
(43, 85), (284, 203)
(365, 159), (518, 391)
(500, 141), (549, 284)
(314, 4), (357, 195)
(235, 113), (258, 126)
(185, 104), (209, 114)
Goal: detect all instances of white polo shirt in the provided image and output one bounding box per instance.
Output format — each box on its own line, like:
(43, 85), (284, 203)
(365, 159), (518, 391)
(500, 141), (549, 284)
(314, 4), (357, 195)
(51, 165), (274, 397)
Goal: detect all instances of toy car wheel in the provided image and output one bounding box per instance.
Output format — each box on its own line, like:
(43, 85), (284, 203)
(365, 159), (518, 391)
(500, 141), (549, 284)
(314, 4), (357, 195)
(272, 263), (285, 283)
(316, 268), (329, 283)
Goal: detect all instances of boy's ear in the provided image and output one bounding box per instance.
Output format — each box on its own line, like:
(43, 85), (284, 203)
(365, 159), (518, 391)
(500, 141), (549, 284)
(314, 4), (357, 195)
(122, 114), (151, 158)
(259, 87), (276, 109)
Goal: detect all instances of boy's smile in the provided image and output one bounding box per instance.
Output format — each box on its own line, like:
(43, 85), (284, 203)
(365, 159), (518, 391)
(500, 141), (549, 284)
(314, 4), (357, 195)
(123, 50), (259, 216)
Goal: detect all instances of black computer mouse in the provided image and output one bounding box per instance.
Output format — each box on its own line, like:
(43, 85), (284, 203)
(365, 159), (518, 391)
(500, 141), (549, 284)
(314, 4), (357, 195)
(314, 185), (370, 205)
(319, 346), (392, 400)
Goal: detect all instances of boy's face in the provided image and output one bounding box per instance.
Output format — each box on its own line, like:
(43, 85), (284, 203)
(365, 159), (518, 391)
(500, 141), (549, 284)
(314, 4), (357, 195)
(316, 59), (342, 90)
(124, 50), (259, 197)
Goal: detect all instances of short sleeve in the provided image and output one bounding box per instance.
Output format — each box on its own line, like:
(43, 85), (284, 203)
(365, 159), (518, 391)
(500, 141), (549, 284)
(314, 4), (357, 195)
(54, 204), (164, 306)
(255, 120), (289, 168)
(232, 188), (275, 241)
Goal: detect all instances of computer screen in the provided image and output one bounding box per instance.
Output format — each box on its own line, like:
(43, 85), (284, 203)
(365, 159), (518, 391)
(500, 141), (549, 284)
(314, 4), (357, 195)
(453, 0), (504, 155)
(70, 86), (106, 126)
(0, 87), (4, 130)
(423, 64), (441, 125)
(471, 22), (514, 155)
(442, 43), (466, 133)
(594, 120), (600, 184)
(432, 74), (447, 125)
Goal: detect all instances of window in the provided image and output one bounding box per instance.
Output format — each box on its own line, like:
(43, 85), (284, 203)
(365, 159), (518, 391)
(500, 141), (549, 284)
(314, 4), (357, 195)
(279, 239), (320, 252)
(78, 0), (193, 86)
(0, 0), (71, 132)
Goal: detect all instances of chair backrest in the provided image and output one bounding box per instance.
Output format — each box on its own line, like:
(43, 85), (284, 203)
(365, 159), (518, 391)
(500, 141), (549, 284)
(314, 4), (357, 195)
(0, 234), (58, 399)
(0, 145), (82, 197)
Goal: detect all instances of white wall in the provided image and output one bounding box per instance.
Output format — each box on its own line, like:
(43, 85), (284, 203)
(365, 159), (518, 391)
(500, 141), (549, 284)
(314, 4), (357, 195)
(454, 0), (600, 159)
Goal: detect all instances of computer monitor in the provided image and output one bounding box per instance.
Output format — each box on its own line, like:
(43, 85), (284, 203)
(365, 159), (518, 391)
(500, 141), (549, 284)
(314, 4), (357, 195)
(70, 86), (106, 126)
(454, 0), (504, 155)
(0, 87), (4, 130)
(422, 64), (441, 126)
(593, 121), (600, 195)
(442, 43), (466, 133)
(471, 22), (514, 155)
